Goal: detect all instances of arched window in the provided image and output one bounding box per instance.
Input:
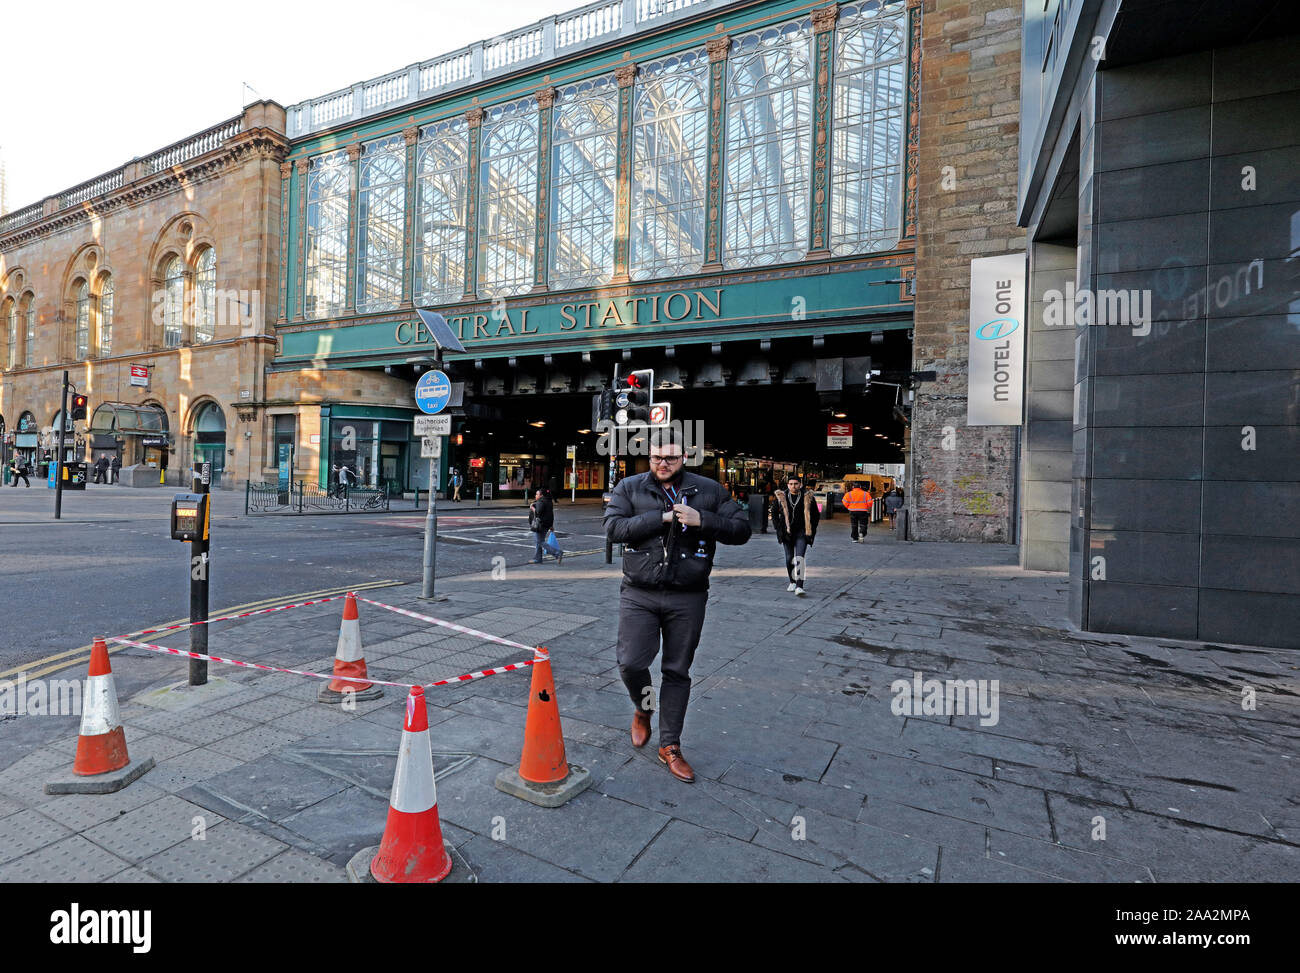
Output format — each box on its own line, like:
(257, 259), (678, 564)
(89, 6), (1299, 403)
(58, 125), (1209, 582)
(415, 120), (469, 305)
(832, 3), (906, 254)
(3, 299), (14, 369)
(22, 294), (35, 367)
(478, 97), (539, 298)
(632, 50), (709, 280)
(549, 75), (618, 290)
(194, 249), (216, 343)
(357, 136), (406, 314)
(163, 256), (184, 347)
(724, 19), (814, 267)
(74, 280), (90, 360)
(304, 150), (350, 319)
(98, 275), (115, 358)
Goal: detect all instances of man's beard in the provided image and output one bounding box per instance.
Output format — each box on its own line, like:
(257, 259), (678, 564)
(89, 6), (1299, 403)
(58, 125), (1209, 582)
(653, 464), (683, 484)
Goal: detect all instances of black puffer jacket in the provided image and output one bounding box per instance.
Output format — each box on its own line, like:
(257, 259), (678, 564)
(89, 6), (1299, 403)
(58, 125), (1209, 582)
(604, 471), (751, 591)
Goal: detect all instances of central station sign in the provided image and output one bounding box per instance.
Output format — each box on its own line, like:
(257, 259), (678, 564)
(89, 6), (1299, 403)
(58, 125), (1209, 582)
(276, 267), (914, 365)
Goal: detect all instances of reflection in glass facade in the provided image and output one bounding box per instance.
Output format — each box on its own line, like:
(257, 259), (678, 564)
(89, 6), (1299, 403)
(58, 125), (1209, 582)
(163, 256), (184, 347)
(833, 4), (906, 254)
(550, 75), (618, 290)
(99, 276), (114, 357)
(305, 150), (350, 319)
(725, 20), (813, 267)
(415, 119), (469, 304)
(357, 136), (406, 313)
(194, 249), (216, 343)
(75, 281), (90, 360)
(631, 50), (709, 280)
(479, 98), (539, 298)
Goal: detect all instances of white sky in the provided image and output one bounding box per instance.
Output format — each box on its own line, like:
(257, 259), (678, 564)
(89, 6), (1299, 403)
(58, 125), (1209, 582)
(1, 0), (577, 211)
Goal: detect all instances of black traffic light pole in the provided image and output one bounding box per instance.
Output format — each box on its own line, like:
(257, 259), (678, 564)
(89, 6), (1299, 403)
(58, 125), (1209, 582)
(54, 371), (69, 520)
(190, 464), (211, 686)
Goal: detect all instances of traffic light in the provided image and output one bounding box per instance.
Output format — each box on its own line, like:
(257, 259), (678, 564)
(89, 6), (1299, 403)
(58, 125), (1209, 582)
(595, 388), (614, 425)
(614, 368), (654, 426)
(70, 394), (88, 421)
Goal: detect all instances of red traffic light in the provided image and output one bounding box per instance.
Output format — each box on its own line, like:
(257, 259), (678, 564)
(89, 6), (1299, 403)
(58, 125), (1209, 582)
(70, 394), (89, 421)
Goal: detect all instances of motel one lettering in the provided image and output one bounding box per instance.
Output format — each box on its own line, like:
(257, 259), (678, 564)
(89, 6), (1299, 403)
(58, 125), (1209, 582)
(395, 289), (725, 344)
(967, 254), (1026, 427)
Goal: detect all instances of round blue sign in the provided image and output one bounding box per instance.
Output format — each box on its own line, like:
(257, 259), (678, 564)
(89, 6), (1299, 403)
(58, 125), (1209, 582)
(415, 369), (452, 414)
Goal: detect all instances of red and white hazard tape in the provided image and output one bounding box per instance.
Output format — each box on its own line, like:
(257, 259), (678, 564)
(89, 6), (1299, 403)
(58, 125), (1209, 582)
(356, 597), (549, 662)
(108, 636), (541, 689)
(134, 594), (350, 637)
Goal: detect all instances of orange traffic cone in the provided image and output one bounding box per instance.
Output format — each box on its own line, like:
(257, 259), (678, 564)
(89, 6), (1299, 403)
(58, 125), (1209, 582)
(370, 686), (453, 883)
(319, 592), (383, 703)
(495, 648), (590, 807)
(75, 638), (130, 775)
(45, 638), (155, 795)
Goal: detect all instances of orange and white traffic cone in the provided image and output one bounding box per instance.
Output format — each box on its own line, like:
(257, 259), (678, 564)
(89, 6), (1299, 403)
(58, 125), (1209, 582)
(495, 648), (590, 807)
(319, 592), (383, 703)
(74, 637), (129, 775)
(46, 638), (154, 795)
(369, 686), (453, 883)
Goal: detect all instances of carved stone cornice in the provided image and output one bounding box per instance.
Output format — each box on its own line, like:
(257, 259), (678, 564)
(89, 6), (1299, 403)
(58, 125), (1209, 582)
(345, 142), (363, 162)
(280, 161), (293, 180)
(615, 64), (637, 88)
(402, 126), (420, 146)
(465, 107), (485, 128)
(535, 87), (558, 109)
(294, 158), (310, 175)
(707, 36), (731, 62)
(812, 4), (840, 33)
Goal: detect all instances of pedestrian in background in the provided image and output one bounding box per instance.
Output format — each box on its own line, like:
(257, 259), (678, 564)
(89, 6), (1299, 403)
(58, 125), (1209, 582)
(529, 487), (560, 563)
(770, 475), (819, 596)
(9, 457), (30, 487)
(110, 454), (121, 483)
(604, 429), (751, 783)
(885, 488), (903, 529)
(844, 482), (873, 542)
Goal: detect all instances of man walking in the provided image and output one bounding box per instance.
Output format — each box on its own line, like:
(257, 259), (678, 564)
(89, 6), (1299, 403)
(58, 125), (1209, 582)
(110, 454), (121, 484)
(604, 429), (751, 783)
(9, 457), (31, 487)
(844, 482), (873, 542)
(770, 475), (819, 596)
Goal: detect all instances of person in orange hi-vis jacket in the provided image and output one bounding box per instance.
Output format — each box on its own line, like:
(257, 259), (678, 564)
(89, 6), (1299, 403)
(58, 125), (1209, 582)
(844, 484), (873, 543)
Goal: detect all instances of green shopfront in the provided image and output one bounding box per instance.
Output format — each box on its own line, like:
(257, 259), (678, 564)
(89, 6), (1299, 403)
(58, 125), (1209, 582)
(271, 0), (922, 495)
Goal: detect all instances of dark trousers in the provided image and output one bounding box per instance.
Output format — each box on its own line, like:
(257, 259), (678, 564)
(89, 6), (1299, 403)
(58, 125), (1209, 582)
(782, 536), (809, 585)
(850, 512), (869, 539)
(617, 585), (709, 747)
(11, 470), (30, 487)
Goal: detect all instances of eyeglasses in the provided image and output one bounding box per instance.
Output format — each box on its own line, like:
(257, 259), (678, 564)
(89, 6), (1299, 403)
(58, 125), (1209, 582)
(649, 455), (682, 466)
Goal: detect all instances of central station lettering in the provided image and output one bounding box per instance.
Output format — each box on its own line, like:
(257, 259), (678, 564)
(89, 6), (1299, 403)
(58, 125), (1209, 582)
(394, 289), (723, 345)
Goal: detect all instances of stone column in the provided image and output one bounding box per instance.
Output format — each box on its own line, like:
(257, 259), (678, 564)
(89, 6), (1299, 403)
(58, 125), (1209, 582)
(401, 126), (420, 308)
(532, 87), (558, 293)
(344, 142), (362, 314)
(612, 63), (638, 284)
(807, 4), (839, 259)
(701, 35), (731, 274)
(462, 107), (484, 301)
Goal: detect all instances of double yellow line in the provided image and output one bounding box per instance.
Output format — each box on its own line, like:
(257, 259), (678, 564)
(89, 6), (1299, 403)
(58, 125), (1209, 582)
(0, 580), (404, 682)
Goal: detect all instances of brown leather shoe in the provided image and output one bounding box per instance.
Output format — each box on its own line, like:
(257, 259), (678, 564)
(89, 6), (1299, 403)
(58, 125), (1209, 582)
(657, 744), (695, 783)
(630, 710), (652, 748)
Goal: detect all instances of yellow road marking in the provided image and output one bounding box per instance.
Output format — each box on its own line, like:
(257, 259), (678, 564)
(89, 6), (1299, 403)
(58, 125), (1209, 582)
(0, 580), (404, 680)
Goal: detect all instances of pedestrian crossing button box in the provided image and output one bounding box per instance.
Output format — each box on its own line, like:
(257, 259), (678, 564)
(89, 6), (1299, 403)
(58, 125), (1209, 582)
(171, 493), (209, 542)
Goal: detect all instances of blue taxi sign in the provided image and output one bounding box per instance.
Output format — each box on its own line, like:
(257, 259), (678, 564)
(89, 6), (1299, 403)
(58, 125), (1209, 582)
(415, 370), (452, 414)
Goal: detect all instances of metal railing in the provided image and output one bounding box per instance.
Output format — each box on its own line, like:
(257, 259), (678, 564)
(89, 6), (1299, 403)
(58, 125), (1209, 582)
(245, 480), (391, 514)
(286, 0), (722, 138)
(1, 115), (243, 238)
